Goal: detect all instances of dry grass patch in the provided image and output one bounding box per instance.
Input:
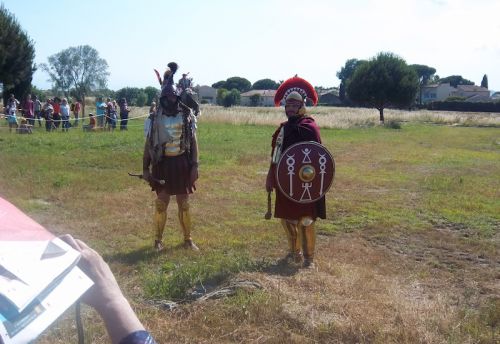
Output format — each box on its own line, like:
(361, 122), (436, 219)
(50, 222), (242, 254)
(131, 233), (495, 344)
(200, 106), (500, 129)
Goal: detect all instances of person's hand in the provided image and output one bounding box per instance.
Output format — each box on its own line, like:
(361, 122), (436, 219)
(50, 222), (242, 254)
(142, 169), (152, 183)
(59, 234), (122, 315)
(60, 235), (146, 343)
(265, 168), (274, 192)
(190, 165), (199, 185)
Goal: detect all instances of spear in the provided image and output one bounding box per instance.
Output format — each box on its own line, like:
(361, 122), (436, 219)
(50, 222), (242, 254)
(264, 191), (272, 220)
(128, 172), (165, 185)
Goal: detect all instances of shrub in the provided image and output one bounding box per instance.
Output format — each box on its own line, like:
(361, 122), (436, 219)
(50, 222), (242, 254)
(384, 120), (402, 129)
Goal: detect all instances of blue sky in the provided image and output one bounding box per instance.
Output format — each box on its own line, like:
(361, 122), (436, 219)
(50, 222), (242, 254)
(2, 0), (500, 91)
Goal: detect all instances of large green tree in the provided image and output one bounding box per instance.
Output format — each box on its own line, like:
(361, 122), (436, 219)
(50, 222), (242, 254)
(336, 58), (365, 102)
(216, 88), (240, 107)
(251, 78), (279, 90)
(116, 87), (147, 106)
(438, 75), (474, 87)
(410, 64), (436, 105)
(212, 77), (251, 92)
(41, 45), (109, 116)
(144, 86), (160, 106)
(0, 4), (36, 103)
(347, 52), (418, 123)
(223, 89), (240, 107)
(224, 77), (251, 92)
(212, 80), (226, 89)
(216, 88), (228, 105)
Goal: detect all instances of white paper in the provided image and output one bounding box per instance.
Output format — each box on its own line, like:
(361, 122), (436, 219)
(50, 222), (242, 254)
(0, 238), (81, 312)
(0, 267), (93, 344)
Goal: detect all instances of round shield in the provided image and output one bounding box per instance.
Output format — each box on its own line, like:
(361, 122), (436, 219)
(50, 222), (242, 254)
(275, 141), (335, 204)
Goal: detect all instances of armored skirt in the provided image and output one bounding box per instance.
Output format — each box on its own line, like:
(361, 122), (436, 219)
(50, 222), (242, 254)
(151, 153), (194, 195)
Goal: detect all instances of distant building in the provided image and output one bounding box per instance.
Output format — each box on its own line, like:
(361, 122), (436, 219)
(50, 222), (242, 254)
(240, 90), (276, 107)
(318, 89), (342, 106)
(420, 83), (493, 103)
(464, 94), (494, 103)
(196, 85), (217, 104)
(451, 85), (490, 99)
(420, 83), (456, 103)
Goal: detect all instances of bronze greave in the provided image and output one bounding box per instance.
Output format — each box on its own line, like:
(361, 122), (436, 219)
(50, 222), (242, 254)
(178, 199), (192, 242)
(280, 219), (301, 255)
(154, 198), (167, 242)
(299, 217), (316, 261)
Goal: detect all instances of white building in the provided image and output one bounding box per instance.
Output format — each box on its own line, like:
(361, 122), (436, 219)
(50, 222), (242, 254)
(451, 85), (490, 99)
(196, 85), (217, 104)
(420, 83), (456, 103)
(240, 90), (276, 107)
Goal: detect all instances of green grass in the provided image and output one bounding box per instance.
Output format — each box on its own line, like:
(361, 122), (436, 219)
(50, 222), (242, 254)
(2, 121), (498, 232)
(1, 120), (498, 246)
(1, 116), (499, 343)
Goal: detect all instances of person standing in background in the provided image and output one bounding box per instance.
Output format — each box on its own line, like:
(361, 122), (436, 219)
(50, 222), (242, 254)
(73, 99), (81, 127)
(52, 97), (61, 130)
(95, 97), (107, 128)
(60, 98), (71, 132)
(119, 97), (130, 131)
(33, 95), (43, 127)
(22, 94), (34, 126)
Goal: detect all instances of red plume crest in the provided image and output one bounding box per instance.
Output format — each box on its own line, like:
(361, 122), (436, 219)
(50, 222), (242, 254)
(274, 76), (318, 106)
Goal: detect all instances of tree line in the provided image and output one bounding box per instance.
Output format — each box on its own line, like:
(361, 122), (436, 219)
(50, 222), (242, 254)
(1, 5), (493, 122)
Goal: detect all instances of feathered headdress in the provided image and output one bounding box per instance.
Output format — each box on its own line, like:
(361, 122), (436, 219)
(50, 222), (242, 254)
(274, 76), (318, 106)
(159, 62), (179, 97)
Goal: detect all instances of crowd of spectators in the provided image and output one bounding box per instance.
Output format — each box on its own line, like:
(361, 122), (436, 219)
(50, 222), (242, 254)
(1, 94), (131, 133)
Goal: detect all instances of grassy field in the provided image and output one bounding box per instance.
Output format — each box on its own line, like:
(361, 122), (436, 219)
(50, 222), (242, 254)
(0, 106), (499, 343)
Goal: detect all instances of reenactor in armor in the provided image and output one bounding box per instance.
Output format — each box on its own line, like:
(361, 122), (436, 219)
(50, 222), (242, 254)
(143, 62), (200, 252)
(266, 77), (334, 269)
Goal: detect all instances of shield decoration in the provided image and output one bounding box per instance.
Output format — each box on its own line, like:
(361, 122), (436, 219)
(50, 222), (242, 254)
(275, 141), (335, 204)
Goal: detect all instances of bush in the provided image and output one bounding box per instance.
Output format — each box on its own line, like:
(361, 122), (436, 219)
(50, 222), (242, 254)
(444, 96), (467, 102)
(428, 101), (500, 112)
(384, 120), (401, 129)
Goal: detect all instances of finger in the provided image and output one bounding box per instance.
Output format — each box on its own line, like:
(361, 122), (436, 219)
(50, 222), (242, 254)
(59, 234), (83, 251)
(74, 238), (90, 250)
(75, 239), (100, 256)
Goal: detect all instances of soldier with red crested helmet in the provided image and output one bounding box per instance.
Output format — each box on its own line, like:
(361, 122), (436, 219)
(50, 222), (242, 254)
(266, 76), (328, 269)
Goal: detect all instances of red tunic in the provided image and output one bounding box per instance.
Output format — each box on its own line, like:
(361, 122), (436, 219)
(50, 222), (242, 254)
(270, 115), (326, 220)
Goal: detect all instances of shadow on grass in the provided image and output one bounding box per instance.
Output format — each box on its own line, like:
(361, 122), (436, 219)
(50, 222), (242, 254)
(104, 246), (160, 265)
(262, 257), (301, 277)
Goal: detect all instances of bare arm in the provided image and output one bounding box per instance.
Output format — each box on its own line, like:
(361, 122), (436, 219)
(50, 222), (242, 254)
(189, 132), (199, 184)
(60, 235), (145, 344)
(142, 140), (151, 172)
(191, 131), (199, 165)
